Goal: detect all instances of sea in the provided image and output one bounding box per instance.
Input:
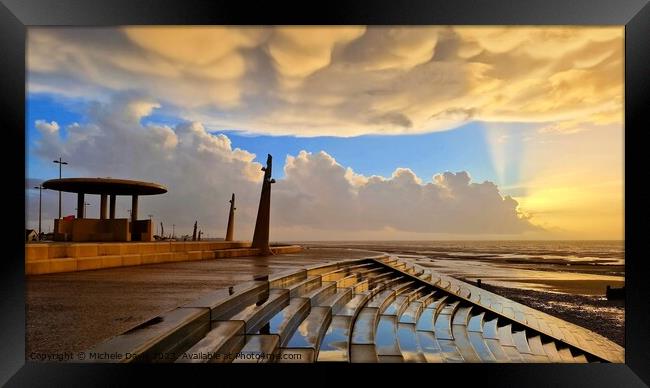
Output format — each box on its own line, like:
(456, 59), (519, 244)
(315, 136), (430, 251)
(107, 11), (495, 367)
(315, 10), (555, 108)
(303, 240), (625, 295)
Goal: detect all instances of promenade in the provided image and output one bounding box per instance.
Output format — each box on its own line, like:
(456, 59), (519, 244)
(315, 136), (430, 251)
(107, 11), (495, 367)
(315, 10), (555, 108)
(26, 247), (378, 356)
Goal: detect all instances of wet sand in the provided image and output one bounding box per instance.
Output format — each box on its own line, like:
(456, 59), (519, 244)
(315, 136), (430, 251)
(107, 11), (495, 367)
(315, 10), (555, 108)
(475, 282), (625, 347)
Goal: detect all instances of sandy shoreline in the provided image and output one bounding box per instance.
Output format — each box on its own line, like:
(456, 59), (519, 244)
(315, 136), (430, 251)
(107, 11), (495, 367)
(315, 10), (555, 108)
(471, 281), (624, 347)
(304, 242), (625, 347)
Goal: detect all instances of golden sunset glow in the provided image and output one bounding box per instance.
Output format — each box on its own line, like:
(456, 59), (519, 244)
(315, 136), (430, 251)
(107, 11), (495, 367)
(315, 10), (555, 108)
(27, 26), (624, 240)
(20, 19), (632, 372)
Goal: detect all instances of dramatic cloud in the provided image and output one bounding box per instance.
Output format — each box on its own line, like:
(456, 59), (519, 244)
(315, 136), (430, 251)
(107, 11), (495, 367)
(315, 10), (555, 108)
(27, 97), (537, 238)
(30, 94), (264, 236)
(267, 27), (365, 78)
(25, 26), (623, 239)
(273, 151), (536, 234)
(27, 26), (623, 136)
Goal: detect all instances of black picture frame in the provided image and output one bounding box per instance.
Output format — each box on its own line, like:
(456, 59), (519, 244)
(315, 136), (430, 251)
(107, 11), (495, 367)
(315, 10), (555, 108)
(1, 0), (648, 386)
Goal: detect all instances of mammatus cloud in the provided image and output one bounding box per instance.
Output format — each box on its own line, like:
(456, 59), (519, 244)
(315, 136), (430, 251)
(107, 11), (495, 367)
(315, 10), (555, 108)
(27, 26), (622, 136)
(267, 27), (365, 79)
(27, 97), (538, 238)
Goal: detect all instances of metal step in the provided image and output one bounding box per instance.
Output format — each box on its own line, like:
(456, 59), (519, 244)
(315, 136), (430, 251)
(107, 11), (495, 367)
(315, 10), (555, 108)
(317, 315), (353, 362)
(232, 335), (279, 363)
(229, 289), (290, 334)
(176, 320), (244, 363)
(317, 287), (353, 314)
(268, 297), (310, 346)
(281, 306), (332, 362)
(451, 306), (484, 362)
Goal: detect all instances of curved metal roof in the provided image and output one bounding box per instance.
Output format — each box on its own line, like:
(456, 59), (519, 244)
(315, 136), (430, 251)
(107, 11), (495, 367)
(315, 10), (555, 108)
(42, 178), (167, 196)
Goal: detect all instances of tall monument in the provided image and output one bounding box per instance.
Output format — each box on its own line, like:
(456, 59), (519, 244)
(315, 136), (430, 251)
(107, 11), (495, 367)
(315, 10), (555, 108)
(225, 193), (236, 241)
(192, 221), (198, 241)
(252, 154), (275, 255)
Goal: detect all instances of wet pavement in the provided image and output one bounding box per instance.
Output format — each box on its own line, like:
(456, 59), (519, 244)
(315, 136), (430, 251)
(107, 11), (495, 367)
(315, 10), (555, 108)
(26, 247), (379, 356)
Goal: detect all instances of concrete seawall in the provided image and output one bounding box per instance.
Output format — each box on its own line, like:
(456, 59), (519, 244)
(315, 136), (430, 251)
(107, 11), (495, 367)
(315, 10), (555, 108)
(25, 241), (302, 275)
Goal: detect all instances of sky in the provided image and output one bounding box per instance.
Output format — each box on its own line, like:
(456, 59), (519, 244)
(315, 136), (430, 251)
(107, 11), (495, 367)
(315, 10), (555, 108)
(25, 26), (624, 241)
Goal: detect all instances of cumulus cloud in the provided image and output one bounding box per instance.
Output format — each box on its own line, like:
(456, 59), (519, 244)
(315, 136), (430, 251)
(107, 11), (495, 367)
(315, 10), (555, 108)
(272, 150), (536, 235)
(27, 97), (538, 238)
(34, 120), (59, 133)
(31, 94), (265, 236)
(27, 26), (623, 137)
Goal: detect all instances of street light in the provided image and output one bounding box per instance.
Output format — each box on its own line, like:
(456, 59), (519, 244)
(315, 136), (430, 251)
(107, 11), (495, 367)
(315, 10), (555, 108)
(172, 224), (175, 239)
(53, 157), (68, 218)
(33, 185), (44, 238)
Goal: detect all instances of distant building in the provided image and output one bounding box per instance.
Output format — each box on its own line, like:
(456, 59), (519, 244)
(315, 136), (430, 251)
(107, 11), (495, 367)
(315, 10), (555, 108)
(26, 229), (38, 242)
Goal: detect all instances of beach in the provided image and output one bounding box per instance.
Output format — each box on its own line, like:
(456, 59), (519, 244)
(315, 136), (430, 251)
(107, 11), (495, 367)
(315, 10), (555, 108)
(477, 282), (624, 347)
(302, 241), (625, 347)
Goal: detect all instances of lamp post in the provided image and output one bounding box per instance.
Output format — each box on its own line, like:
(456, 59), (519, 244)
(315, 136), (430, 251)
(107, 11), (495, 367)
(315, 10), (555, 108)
(33, 185), (44, 238)
(172, 224), (175, 239)
(53, 157), (68, 218)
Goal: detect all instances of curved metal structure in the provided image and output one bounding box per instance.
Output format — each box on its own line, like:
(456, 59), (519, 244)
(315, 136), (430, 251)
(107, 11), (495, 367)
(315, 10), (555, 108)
(80, 255), (624, 363)
(42, 177), (168, 241)
(42, 177), (167, 195)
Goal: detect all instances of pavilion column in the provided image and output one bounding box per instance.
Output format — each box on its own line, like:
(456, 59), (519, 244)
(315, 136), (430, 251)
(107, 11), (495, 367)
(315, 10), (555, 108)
(100, 194), (107, 220)
(131, 195), (138, 222)
(77, 193), (85, 219)
(109, 195), (116, 219)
